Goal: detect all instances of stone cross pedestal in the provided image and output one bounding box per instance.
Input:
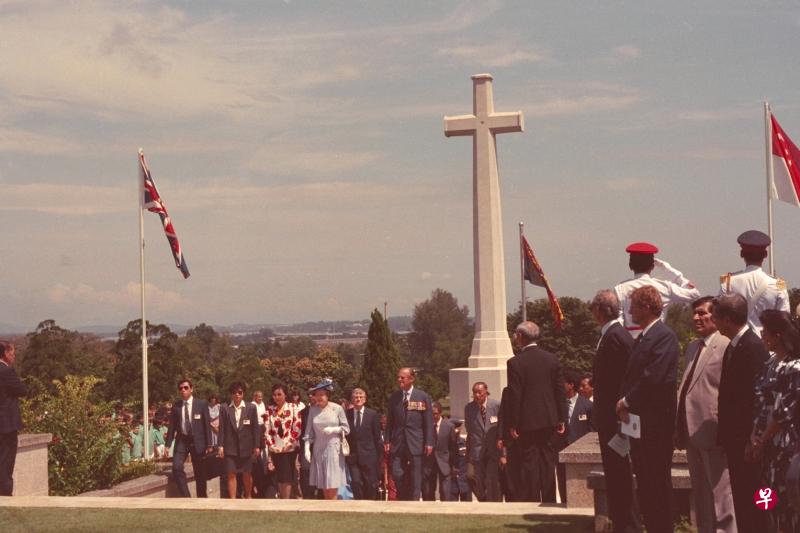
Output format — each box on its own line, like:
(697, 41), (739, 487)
(444, 74), (523, 420)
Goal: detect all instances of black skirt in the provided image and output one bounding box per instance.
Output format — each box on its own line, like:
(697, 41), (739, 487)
(224, 454), (254, 474)
(272, 451), (298, 483)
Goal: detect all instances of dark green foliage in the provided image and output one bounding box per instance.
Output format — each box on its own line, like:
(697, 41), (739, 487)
(105, 320), (182, 403)
(665, 303), (695, 355)
(21, 376), (124, 495)
(263, 346), (359, 402)
(19, 320), (111, 397)
(507, 297), (599, 373)
(359, 309), (400, 414)
(408, 289), (473, 400)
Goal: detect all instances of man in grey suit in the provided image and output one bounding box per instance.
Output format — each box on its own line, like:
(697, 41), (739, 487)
(675, 297), (736, 533)
(464, 381), (501, 501)
(422, 402), (457, 501)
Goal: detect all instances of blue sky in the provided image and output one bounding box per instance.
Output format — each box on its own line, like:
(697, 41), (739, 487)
(2, 0), (800, 328)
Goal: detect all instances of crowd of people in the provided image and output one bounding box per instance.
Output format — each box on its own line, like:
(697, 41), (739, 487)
(1, 228), (799, 533)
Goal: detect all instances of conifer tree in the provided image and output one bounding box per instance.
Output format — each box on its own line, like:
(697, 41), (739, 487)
(360, 308), (399, 414)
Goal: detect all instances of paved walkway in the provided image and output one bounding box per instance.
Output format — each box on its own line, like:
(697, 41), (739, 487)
(0, 496), (593, 516)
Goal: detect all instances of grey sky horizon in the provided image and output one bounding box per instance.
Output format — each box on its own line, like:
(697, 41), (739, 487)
(2, 1), (799, 330)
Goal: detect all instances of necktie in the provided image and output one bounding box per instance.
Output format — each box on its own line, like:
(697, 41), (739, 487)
(480, 404), (486, 426)
(677, 341), (705, 444)
(403, 392), (409, 409)
(183, 402), (191, 435)
(356, 409), (362, 430)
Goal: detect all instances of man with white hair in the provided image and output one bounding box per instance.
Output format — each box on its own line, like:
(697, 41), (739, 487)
(506, 321), (566, 503)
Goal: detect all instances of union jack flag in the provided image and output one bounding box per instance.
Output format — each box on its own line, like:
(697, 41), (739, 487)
(139, 149), (190, 279)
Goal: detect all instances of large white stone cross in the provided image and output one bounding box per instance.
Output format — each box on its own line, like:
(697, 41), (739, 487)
(444, 73), (523, 369)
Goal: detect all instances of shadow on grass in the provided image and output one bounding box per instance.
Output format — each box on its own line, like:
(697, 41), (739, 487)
(501, 514), (594, 532)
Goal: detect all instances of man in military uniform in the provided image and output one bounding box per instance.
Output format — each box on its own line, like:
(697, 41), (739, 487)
(614, 242), (700, 337)
(719, 230), (789, 336)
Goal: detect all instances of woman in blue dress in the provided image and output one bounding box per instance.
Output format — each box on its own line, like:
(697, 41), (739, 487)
(303, 379), (350, 500)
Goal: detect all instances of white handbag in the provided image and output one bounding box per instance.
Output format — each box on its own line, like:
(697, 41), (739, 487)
(341, 430), (350, 457)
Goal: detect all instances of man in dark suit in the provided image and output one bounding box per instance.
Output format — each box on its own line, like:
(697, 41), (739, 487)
(0, 341), (27, 496)
(218, 381), (260, 499)
(464, 381), (502, 501)
(713, 293), (769, 533)
(165, 378), (213, 497)
(385, 367), (434, 501)
(422, 402), (457, 501)
(589, 290), (639, 533)
(498, 386), (521, 502)
(555, 368), (594, 504)
(616, 286), (680, 533)
(507, 321), (567, 503)
(346, 387), (382, 500)
(675, 296), (735, 533)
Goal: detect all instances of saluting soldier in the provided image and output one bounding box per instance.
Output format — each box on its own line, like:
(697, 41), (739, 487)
(719, 230), (789, 336)
(614, 242), (700, 337)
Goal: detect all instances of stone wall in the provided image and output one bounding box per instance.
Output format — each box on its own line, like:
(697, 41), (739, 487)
(13, 433), (51, 496)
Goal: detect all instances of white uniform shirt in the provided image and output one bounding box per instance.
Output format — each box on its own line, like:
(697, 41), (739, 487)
(614, 269), (700, 337)
(719, 265), (789, 336)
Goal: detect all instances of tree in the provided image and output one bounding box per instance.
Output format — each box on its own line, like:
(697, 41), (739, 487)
(360, 309), (400, 414)
(105, 320), (182, 403)
(408, 289), (473, 399)
(262, 346), (358, 401)
(507, 297), (599, 373)
(19, 320), (111, 397)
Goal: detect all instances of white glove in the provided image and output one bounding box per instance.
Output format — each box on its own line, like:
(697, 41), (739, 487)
(322, 426), (340, 436)
(304, 441), (311, 463)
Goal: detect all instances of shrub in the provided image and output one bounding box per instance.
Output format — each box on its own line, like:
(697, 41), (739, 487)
(21, 375), (125, 495)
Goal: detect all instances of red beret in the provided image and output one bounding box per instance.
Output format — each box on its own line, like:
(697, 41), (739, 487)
(625, 242), (659, 254)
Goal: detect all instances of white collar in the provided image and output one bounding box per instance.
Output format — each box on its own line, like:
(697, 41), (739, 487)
(730, 325), (750, 347)
(403, 386), (414, 397)
(567, 393), (578, 404)
(744, 264), (762, 273)
(601, 317), (623, 337)
(641, 318), (660, 338)
(702, 331), (718, 345)
(230, 401), (245, 409)
(634, 272), (652, 280)
(0, 359), (9, 367)
(522, 341), (538, 349)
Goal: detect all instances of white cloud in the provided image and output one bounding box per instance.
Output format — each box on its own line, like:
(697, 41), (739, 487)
(0, 180), (440, 216)
(520, 81), (641, 116)
(48, 282), (188, 312)
(604, 178), (653, 191)
(419, 271), (433, 281)
(437, 43), (549, 67)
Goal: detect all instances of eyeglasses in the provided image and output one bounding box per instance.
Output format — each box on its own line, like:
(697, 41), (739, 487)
(179, 385), (190, 391)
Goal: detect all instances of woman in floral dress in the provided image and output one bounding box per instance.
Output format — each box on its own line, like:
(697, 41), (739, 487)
(753, 310), (800, 532)
(265, 383), (301, 499)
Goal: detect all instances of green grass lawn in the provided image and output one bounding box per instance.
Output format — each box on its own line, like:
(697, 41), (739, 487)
(0, 508), (593, 532)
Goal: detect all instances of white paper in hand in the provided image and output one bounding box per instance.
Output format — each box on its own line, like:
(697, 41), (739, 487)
(608, 434), (630, 458)
(620, 414), (641, 439)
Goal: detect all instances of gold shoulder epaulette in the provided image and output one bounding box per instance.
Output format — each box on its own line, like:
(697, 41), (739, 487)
(776, 278), (786, 290)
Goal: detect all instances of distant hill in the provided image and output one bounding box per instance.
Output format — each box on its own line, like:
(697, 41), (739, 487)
(62, 316), (413, 338)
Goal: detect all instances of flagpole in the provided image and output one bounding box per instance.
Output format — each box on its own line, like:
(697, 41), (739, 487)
(764, 101), (776, 275)
(519, 222), (527, 322)
(138, 148), (150, 459)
